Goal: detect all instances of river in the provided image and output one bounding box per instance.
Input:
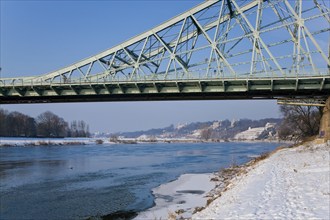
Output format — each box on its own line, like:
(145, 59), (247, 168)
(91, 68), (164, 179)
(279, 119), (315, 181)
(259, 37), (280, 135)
(0, 142), (279, 219)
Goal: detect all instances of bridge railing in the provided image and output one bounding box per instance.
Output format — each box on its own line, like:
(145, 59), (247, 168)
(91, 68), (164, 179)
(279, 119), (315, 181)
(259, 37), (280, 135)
(0, 68), (329, 87)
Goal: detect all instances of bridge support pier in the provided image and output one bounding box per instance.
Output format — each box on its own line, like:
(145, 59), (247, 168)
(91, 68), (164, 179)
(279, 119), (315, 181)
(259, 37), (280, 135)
(318, 96), (330, 143)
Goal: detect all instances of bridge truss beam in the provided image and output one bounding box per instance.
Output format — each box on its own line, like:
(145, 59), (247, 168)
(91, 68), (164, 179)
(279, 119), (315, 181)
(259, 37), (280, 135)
(0, 0), (329, 103)
(277, 98), (327, 107)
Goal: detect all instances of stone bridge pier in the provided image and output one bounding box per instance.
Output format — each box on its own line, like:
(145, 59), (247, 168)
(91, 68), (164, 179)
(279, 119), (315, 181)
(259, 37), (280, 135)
(319, 96), (330, 142)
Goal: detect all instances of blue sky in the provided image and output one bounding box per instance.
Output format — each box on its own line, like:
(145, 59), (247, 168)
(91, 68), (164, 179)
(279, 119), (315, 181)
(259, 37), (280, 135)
(1, 0), (280, 133)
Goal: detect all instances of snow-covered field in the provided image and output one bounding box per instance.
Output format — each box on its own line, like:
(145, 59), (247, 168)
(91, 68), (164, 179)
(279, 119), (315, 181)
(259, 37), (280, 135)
(193, 141), (330, 219)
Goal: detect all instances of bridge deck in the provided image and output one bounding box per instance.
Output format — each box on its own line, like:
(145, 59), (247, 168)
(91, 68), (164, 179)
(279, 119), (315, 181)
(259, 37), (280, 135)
(1, 76), (329, 104)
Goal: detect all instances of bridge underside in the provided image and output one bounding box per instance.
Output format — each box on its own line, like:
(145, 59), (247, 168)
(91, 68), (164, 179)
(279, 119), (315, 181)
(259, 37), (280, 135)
(1, 77), (329, 104)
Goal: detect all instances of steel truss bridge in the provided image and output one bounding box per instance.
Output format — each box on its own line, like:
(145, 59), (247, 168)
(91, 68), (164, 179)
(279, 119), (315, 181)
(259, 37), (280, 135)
(1, 0), (329, 104)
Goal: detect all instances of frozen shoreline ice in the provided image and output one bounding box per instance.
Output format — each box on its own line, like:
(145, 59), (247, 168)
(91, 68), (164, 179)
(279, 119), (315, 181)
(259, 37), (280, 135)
(135, 173), (216, 219)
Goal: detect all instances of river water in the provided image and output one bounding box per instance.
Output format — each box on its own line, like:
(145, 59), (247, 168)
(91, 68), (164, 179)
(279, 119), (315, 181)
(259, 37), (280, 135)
(0, 142), (279, 219)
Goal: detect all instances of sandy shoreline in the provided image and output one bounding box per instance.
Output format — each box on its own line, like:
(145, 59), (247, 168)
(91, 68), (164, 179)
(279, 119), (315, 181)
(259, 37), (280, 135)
(135, 140), (329, 220)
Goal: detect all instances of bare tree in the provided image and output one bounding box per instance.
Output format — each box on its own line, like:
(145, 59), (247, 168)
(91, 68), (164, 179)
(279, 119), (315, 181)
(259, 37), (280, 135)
(86, 125), (91, 137)
(69, 120), (90, 137)
(70, 120), (78, 137)
(7, 112), (23, 136)
(21, 115), (37, 137)
(78, 120), (86, 137)
(109, 134), (119, 143)
(0, 109), (90, 138)
(200, 128), (213, 141)
(278, 105), (322, 141)
(0, 109), (36, 137)
(36, 111), (68, 137)
(0, 109), (8, 136)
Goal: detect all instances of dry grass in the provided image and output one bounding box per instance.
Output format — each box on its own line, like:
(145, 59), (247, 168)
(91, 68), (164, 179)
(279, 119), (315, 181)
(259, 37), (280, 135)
(193, 206), (204, 214)
(210, 177), (220, 182)
(37, 141), (51, 146)
(206, 197), (215, 206)
(167, 211), (177, 220)
(175, 209), (185, 215)
(284, 135), (318, 150)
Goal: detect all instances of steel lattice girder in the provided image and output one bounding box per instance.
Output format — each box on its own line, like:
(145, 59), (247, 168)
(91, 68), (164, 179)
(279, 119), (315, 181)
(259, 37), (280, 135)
(277, 98), (327, 107)
(0, 0), (330, 104)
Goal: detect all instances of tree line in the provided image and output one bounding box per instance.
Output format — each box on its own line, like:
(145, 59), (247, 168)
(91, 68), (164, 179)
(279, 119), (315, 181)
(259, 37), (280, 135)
(1, 104), (322, 141)
(0, 109), (90, 138)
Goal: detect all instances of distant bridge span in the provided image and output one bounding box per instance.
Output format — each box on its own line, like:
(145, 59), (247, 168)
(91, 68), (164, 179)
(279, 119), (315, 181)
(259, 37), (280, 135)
(1, 0), (329, 104)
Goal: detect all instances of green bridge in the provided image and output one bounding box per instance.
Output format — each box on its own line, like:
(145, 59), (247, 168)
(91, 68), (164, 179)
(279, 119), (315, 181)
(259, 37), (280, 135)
(1, 0), (329, 104)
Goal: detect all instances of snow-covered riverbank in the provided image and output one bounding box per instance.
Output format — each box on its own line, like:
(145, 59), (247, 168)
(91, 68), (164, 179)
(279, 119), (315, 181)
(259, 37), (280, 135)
(194, 140), (330, 219)
(0, 137), (95, 146)
(0, 137), (289, 147)
(137, 140), (329, 219)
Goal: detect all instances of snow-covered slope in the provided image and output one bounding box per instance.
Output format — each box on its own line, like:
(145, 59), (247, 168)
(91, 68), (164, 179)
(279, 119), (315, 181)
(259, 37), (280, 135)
(234, 127), (266, 140)
(193, 142), (330, 219)
(234, 123), (277, 140)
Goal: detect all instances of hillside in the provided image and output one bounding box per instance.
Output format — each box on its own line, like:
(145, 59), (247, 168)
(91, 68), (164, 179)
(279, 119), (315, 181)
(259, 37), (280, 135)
(106, 118), (282, 141)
